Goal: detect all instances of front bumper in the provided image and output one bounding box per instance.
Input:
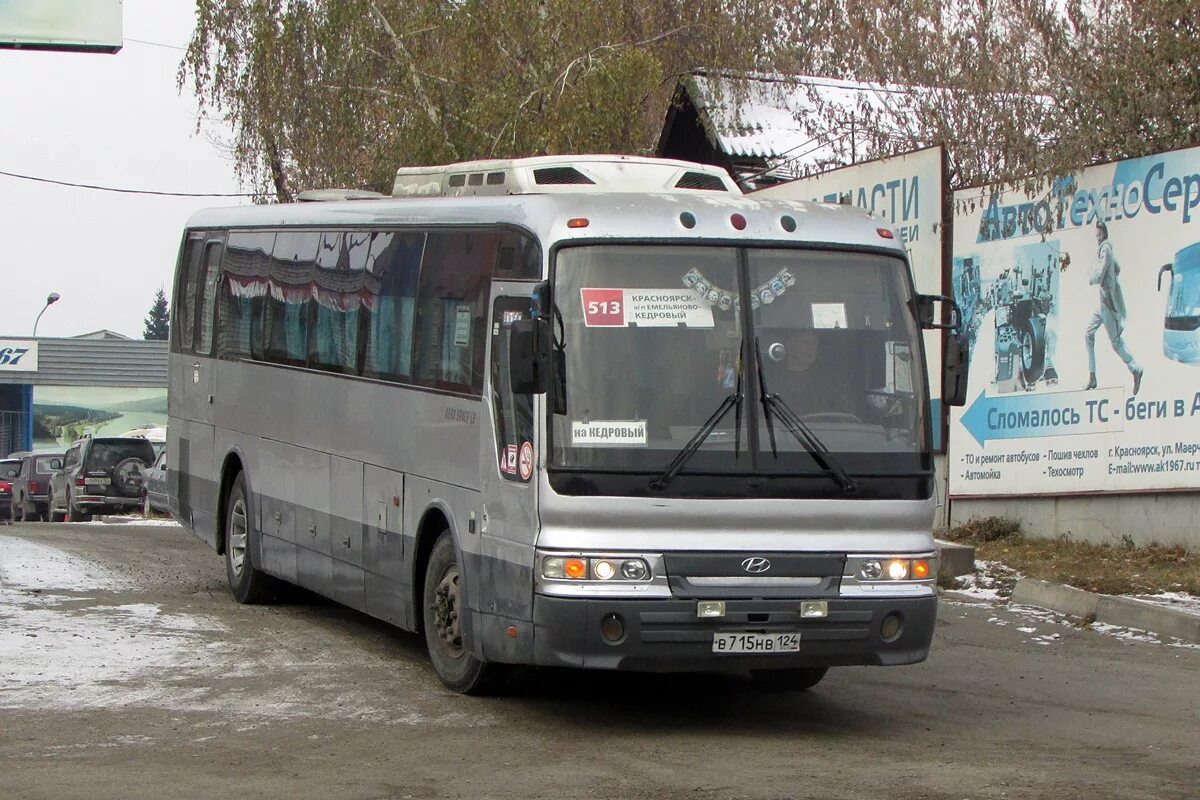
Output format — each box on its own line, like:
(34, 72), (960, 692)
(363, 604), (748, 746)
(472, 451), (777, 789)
(532, 594), (937, 672)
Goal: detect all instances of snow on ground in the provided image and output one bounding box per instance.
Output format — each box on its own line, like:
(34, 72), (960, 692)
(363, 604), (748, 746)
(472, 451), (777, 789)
(0, 535), (132, 592)
(0, 534), (497, 726)
(948, 559), (1021, 601)
(1126, 592), (1200, 618)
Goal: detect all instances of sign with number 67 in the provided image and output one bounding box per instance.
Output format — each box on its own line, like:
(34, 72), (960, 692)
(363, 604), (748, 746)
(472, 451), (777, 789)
(0, 340), (38, 372)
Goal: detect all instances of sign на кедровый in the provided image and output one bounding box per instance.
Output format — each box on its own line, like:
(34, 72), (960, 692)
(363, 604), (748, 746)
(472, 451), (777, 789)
(950, 143), (1200, 496)
(0, 340), (37, 372)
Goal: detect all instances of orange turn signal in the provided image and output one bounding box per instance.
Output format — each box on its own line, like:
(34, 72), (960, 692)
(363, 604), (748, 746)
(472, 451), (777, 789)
(912, 559), (930, 579)
(564, 558), (587, 579)
(567, 217), (590, 229)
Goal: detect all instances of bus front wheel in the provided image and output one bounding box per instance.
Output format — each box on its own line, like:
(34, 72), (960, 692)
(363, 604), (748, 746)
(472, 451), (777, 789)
(224, 471), (279, 604)
(751, 666), (829, 691)
(422, 532), (503, 695)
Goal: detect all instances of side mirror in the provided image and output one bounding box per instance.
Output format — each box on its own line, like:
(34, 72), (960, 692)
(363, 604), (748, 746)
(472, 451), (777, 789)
(915, 294), (961, 330)
(943, 333), (969, 407)
(509, 317), (552, 394)
(1157, 263), (1173, 292)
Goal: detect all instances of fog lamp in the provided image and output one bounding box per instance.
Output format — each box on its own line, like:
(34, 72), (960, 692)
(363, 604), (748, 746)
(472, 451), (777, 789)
(800, 601), (828, 619)
(600, 613), (625, 643)
(880, 612), (903, 641)
(697, 600), (726, 619)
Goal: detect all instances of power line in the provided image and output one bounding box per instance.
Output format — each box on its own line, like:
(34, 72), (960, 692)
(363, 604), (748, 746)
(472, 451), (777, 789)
(124, 36), (188, 51)
(0, 169), (257, 198)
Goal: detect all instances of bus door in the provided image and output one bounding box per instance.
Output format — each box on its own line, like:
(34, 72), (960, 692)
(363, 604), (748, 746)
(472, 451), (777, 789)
(173, 233), (225, 535)
(477, 289), (540, 645)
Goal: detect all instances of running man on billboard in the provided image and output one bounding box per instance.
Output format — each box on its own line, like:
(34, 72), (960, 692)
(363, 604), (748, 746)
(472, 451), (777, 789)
(1083, 221), (1143, 394)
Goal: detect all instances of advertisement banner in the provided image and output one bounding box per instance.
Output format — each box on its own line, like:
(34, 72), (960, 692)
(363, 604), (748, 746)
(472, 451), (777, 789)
(32, 386), (166, 450)
(950, 145), (1200, 496)
(0, 0), (122, 53)
(0, 339), (38, 372)
(753, 146), (947, 447)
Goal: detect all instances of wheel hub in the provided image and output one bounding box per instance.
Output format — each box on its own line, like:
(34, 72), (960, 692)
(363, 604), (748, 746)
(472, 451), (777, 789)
(432, 566), (464, 658)
(228, 497), (248, 577)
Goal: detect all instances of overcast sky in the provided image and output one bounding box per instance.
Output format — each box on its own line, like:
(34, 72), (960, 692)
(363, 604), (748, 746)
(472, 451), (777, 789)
(0, 0), (244, 340)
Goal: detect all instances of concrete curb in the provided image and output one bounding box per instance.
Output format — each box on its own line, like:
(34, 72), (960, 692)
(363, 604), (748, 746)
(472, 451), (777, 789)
(1011, 578), (1200, 643)
(934, 539), (975, 577)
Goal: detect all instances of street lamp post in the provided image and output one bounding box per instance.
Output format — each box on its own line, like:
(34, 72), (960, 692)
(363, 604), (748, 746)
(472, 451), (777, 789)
(32, 292), (61, 337)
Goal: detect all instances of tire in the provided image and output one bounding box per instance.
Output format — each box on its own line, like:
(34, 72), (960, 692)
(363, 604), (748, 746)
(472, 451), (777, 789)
(67, 491), (85, 522)
(112, 457), (148, 499)
(751, 666), (829, 691)
(224, 471), (279, 604)
(1020, 317), (1046, 383)
(422, 532), (502, 694)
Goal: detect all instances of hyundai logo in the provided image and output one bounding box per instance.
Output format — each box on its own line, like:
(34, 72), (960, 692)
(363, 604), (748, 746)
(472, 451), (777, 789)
(741, 557), (771, 574)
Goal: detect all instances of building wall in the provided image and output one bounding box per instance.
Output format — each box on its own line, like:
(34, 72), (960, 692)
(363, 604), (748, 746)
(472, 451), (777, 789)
(950, 495), (1199, 549)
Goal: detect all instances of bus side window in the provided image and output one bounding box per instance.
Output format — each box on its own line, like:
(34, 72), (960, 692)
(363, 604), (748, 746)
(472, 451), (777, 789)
(309, 231), (361, 375)
(413, 230), (497, 394)
(494, 231), (541, 280)
(490, 296), (535, 481)
(364, 231), (424, 383)
(174, 234), (205, 352)
(265, 231), (319, 367)
(196, 240), (224, 355)
(217, 231), (274, 360)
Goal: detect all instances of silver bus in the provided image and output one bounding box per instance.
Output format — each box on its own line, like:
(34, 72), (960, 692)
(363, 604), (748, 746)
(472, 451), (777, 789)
(169, 155), (967, 694)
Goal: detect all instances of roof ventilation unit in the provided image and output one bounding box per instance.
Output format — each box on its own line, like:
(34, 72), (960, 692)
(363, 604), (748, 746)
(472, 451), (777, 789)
(392, 155), (739, 198)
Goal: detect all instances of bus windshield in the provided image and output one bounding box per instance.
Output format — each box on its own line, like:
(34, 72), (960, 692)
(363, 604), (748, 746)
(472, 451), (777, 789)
(550, 244), (929, 478)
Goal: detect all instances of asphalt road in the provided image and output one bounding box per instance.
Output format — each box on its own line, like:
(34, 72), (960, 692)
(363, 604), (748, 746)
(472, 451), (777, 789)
(1, 521), (1196, 800)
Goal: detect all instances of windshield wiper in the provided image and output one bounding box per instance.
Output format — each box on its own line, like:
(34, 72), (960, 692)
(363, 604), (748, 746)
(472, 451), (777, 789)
(754, 337), (858, 494)
(650, 350), (743, 491)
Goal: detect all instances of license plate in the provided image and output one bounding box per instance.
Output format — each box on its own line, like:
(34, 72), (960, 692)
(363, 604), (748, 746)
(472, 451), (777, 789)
(85, 477), (111, 486)
(712, 632), (800, 654)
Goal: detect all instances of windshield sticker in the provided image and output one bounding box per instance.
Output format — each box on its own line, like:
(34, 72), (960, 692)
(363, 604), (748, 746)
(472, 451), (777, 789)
(571, 420), (648, 446)
(501, 444), (518, 475)
(518, 441), (534, 481)
(812, 302), (848, 329)
(682, 267), (796, 310)
(454, 305), (473, 346)
(580, 289), (714, 328)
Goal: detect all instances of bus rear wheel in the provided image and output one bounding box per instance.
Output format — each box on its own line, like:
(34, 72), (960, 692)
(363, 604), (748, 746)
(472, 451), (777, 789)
(422, 531), (503, 695)
(224, 471), (279, 604)
(751, 666), (829, 691)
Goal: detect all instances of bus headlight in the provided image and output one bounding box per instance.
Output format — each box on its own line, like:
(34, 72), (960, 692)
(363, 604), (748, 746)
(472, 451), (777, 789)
(846, 555), (937, 587)
(540, 555), (653, 583)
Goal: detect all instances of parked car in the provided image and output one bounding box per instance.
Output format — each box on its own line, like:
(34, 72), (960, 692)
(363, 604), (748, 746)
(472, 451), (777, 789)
(142, 449), (169, 516)
(0, 458), (20, 521)
(8, 452), (65, 522)
(48, 436), (156, 522)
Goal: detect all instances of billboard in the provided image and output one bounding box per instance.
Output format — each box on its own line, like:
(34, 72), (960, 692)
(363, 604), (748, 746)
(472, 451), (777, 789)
(0, 338), (37, 372)
(950, 145), (1200, 496)
(0, 0), (122, 53)
(32, 386), (165, 450)
(753, 146), (948, 447)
